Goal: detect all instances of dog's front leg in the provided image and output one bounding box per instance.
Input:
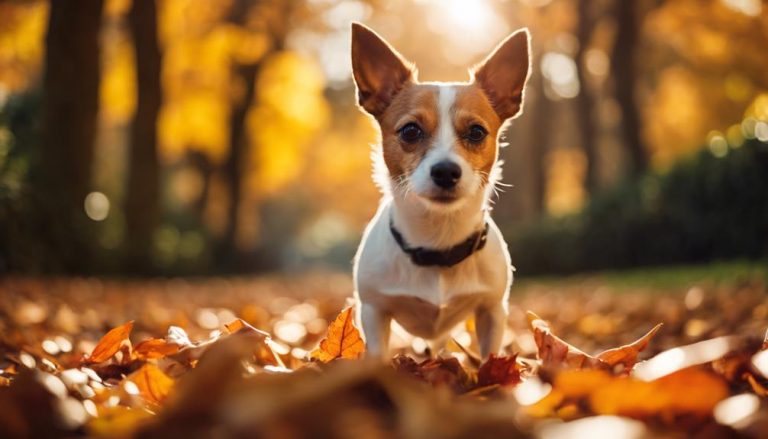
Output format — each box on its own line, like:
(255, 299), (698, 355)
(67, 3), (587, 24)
(475, 303), (507, 358)
(358, 302), (391, 359)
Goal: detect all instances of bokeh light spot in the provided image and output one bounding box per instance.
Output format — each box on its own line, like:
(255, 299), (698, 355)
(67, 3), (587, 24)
(84, 192), (110, 221)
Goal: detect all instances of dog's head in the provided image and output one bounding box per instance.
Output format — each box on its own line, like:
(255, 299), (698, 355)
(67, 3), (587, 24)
(351, 23), (531, 210)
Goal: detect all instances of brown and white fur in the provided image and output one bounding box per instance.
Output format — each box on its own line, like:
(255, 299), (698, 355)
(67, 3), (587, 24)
(351, 23), (531, 359)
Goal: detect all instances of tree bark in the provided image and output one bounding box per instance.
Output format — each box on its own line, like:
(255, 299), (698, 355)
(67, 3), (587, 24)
(124, 0), (162, 273)
(219, 61), (261, 267)
(528, 71), (552, 215)
(611, 0), (648, 178)
(575, 0), (600, 194)
(39, 0), (104, 271)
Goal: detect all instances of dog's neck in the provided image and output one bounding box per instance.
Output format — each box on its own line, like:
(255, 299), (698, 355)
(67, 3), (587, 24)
(389, 189), (488, 250)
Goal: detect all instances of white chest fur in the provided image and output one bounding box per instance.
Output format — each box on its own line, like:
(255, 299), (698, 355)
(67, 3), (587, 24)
(354, 199), (512, 339)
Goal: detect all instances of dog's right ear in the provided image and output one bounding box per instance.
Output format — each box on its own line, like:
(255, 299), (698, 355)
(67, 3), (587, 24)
(351, 22), (413, 117)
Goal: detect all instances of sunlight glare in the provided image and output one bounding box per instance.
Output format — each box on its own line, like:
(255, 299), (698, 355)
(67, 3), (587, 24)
(422, 0), (507, 63)
(541, 52), (580, 99)
(513, 376), (551, 405)
(633, 336), (736, 381)
(714, 394), (760, 427)
(538, 416), (647, 439)
(721, 0), (762, 16)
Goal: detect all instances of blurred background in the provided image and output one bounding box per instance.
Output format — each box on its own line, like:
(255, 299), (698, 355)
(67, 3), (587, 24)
(0, 0), (766, 277)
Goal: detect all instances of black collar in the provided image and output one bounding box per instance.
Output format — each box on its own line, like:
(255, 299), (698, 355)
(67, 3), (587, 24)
(389, 218), (489, 267)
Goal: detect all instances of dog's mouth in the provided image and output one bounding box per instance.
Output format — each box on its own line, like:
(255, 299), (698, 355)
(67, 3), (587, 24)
(426, 189), (460, 204)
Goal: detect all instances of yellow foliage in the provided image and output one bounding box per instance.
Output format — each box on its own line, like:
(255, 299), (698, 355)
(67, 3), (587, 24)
(644, 67), (707, 168)
(0, 1), (48, 92)
(745, 93), (768, 122)
(100, 39), (137, 124)
(159, 92), (230, 164)
(546, 148), (586, 216)
(247, 52), (330, 196)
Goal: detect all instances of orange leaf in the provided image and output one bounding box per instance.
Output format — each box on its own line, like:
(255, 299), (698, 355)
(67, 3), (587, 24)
(538, 367), (729, 419)
(310, 307), (365, 362)
(593, 368), (729, 417)
(134, 338), (180, 360)
(477, 354), (523, 387)
(527, 311), (661, 372)
(224, 318), (271, 338)
(223, 318), (286, 368)
(128, 363), (174, 406)
(86, 321), (134, 364)
(596, 323), (664, 368)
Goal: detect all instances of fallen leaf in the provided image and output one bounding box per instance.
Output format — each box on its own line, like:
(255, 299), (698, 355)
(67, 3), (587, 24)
(88, 405), (154, 438)
(310, 307), (365, 362)
(527, 311), (661, 372)
(477, 354), (523, 387)
(85, 321), (134, 364)
(596, 324), (663, 369)
(134, 339), (180, 360)
(224, 318), (272, 338)
(224, 318), (286, 368)
(392, 355), (473, 393)
(127, 363), (174, 406)
(533, 367), (729, 419)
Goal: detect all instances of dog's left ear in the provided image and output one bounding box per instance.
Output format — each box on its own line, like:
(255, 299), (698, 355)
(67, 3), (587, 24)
(473, 29), (531, 121)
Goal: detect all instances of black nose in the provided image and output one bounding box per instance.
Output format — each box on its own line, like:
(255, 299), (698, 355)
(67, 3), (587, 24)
(430, 161), (462, 189)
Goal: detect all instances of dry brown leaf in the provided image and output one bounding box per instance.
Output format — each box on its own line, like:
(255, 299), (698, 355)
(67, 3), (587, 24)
(527, 311), (661, 371)
(745, 372), (768, 396)
(134, 338), (180, 360)
(223, 318), (286, 368)
(392, 355), (474, 393)
(477, 354), (523, 388)
(310, 307), (365, 362)
(128, 363), (174, 406)
(85, 321), (134, 364)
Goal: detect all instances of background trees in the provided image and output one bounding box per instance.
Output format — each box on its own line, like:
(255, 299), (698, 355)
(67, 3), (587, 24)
(0, 0), (766, 275)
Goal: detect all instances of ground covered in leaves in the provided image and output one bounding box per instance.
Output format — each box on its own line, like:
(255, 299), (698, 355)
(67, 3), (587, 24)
(1, 269), (767, 438)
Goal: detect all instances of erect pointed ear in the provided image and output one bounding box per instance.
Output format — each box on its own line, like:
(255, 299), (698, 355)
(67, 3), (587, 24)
(472, 28), (531, 121)
(351, 22), (413, 117)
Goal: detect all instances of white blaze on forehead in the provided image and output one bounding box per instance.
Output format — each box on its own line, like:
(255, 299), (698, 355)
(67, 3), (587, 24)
(436, 85), (458, 156)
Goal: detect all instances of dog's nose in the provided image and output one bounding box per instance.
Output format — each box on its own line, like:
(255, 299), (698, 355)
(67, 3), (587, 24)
(430, 161), (462, 189)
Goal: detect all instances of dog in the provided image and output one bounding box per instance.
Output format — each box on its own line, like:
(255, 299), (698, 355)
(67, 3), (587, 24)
(351, 22), (531, 359)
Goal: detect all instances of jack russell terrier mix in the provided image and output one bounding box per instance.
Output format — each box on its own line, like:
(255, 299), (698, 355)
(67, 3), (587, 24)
(351, 22), (531, 359)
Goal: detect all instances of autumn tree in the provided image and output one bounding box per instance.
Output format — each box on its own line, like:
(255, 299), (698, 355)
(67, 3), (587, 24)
(574, 0), (600, 193)
(218, 0), (291, 269)
(124, 0), (162, 273)
(610, 0), (649, 178)
(38, 0), (104, 271)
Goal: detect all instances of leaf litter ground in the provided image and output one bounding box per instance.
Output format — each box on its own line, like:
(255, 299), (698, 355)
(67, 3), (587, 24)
(1, 273), (767, 438)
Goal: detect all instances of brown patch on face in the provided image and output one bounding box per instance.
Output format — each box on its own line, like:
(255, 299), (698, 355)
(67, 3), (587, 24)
(377, 83), (439, 179)
(452, 84), (503, 177)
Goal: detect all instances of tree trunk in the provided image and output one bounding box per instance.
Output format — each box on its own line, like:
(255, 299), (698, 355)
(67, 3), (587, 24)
(528, 71), (552, 215)
(124, 0), (162, 273)
(611, 0), (648, 178)
(218, 61), (261, 268)
(575, 0), (600, 194)
(39, 0), (104, 272)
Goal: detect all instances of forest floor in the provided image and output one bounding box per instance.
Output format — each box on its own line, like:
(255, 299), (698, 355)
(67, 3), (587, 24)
(1, 261), (767, 438)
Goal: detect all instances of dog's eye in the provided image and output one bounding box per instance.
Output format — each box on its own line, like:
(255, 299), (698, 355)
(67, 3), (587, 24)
(465, 125), (488, 143)
(399, 123), (424, 144)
